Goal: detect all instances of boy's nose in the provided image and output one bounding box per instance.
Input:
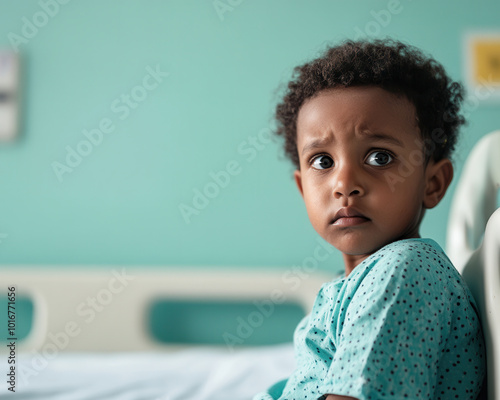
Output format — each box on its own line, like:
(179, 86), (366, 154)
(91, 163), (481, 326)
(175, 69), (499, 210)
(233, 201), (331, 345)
(333, 166), (365, 199)
(334, 186), (364, 199)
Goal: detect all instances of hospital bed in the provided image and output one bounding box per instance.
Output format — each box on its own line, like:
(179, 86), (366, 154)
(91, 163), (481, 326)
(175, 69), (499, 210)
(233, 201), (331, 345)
(0, 267), (332, 399)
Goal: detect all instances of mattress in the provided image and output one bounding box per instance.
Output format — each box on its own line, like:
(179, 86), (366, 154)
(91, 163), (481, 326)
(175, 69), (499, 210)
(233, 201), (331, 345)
(6, 343), (295, 400)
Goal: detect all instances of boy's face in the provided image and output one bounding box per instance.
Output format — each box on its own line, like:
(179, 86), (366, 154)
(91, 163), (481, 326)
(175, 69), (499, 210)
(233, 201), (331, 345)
(294, 86), (446, 268)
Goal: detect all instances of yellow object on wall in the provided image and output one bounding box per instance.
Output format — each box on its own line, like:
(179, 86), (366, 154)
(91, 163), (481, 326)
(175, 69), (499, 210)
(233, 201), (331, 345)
(472, 39), (500, 85)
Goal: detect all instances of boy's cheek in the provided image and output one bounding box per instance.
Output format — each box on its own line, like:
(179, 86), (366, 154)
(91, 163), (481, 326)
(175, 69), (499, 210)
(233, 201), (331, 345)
(381, 168), (419, 193)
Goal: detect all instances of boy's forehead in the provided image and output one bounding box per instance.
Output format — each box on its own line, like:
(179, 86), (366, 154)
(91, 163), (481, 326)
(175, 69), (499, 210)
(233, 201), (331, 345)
(296, 86), (418, 143)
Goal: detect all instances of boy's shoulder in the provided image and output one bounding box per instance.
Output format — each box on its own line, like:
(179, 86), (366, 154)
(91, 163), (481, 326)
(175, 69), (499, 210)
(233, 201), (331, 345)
(350, 237), (459, 289)
(325, 238), (468, 306)
(337, 237), (477, 315)
(370, 237), (452, 271)
(379, 236), (447, 258)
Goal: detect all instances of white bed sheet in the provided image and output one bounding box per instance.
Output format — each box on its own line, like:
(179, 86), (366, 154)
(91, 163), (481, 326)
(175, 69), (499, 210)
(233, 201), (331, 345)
(5, 343), (295, 400)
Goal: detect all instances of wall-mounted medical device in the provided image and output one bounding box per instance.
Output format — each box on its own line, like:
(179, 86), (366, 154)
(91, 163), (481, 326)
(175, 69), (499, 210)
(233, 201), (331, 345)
(0, 51), (20, 141)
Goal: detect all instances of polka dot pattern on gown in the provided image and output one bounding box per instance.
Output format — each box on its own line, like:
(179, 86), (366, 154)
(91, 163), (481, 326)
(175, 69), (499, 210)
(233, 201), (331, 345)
(253, 238), (485, 400)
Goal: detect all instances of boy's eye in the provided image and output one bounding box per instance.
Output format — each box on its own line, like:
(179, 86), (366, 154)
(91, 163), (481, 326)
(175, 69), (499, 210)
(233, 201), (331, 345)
(311, 155), (334, 170)
(366, 151), (393, 166)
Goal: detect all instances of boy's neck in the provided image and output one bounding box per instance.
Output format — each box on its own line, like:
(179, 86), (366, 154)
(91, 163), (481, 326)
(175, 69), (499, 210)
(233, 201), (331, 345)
(342, 233), (422, 277)
(342, 253), (371, 277)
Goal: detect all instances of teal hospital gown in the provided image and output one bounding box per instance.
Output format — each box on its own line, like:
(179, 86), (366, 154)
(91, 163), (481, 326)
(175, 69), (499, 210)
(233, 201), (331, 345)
(254, 238), (485, 400)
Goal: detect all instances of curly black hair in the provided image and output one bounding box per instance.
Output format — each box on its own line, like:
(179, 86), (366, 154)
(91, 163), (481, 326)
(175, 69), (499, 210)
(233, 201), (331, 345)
(274, 38), (466, 170)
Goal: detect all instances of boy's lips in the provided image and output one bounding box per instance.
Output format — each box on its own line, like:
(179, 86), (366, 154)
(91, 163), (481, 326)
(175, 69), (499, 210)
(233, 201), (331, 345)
(331, 207), (370, 226)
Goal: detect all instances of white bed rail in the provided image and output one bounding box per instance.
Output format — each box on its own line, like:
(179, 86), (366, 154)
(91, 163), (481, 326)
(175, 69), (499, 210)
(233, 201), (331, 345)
(0, 267), (333, 353)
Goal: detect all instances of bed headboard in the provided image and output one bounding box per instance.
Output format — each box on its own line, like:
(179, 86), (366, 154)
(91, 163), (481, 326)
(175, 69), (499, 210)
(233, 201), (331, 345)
(446, 130), (500, 272)
(0, 267), (334, 353)
(446, 130), (500, 400)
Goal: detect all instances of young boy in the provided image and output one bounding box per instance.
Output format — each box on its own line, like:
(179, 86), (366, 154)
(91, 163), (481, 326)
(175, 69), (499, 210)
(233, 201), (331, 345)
(254, 39), (485, 400)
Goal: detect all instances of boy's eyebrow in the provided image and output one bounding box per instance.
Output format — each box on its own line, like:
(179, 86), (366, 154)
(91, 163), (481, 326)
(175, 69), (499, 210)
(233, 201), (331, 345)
(359, 131), (405, 147)
(301, 132), (404, 155)
(301, 137), (331, 155)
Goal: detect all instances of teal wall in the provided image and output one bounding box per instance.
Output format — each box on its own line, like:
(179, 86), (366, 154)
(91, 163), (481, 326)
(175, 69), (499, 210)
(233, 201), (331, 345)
(0, 0), (499, 274)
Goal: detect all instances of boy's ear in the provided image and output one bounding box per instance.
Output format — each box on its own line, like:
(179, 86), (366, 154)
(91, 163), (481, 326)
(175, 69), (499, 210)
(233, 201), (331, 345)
(423, 158), (453, 209)
(294, 169), (304, 198)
